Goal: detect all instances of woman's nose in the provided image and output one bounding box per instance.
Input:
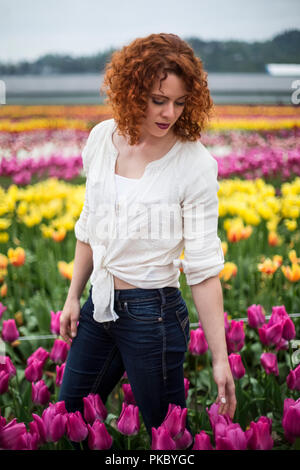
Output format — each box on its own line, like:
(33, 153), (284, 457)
(161, 102), (176, 120)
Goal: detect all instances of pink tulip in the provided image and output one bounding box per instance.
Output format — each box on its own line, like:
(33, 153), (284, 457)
(55, 362), (66, 386)
(286, 364), (300, 391)
(29, 413), (47, 446)
(25, 358), (44, 382)
(50, 310), (62, 335)
(42, 401), (68, 442)
(66, 411), (88, 442)
(192, 431), (214, 450)
(0, 370), (10, 394)
(282, 398), (300, 443)
(174, 428), (193, 450)
(184, 377), (190, 400)
(188, 328), (208, 355)
(270, 306), (295, 340)
(87, 420), (113, 450)
(122, 383), (136, 405)
(245, 416), (273, 450)
(151, 424), (176, 450)
(15, 430), (39, 450)
(162, 403), (187, 439)
(0, 414), (6, 428)
(247, 304), (265, 328)
(50, 339), (70, 364)
(258, 322), (283, 346)
(228, 353), (245, 379)
(0, 419), (27, 450)
(0, 302), (7, 319)
(0, 355), (16, 377)
(32, 380), (51, 405)
(275, 336), (289, 351)
(1, 319), (19, 342)
(83, 393), (108, 424)
(260, 352), (279, 376)
(27, 347), (49, 367)
(215, 422), (247, 450)
(206, 402), (232, 433)
(226, 320), (245, 353)
(117, 402), (140, 436)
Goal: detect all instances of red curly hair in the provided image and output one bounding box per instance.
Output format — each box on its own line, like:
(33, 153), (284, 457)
(100, 33), (214, 145)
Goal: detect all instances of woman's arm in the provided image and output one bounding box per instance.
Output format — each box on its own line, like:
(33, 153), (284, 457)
(60, 240), (93, 344)
(190, 274), (237, 419)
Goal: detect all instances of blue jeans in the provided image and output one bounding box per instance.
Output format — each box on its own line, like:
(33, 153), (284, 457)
(58, 285), (192, 449)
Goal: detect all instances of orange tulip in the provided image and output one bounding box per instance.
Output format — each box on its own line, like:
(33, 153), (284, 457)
(219, 262), (238, 281)
(257, 258), (278, 275)
(52, 228), (67, 242)
(0, 254), (8, 269)
(0, 283), (7, 297)
(58, 261), (73, 280)
(281, 263), (300, 282)
(7, 247), (26, 267)
(268, 231), (282, 247)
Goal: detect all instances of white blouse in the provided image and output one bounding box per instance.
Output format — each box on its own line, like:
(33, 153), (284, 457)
(74, 118), (225, 323)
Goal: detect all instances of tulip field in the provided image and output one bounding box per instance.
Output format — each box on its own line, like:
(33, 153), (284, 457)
(0, 104), (300, 450)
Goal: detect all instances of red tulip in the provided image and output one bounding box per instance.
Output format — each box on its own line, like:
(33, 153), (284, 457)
(66, 411), (88, 442)
(245, 416), (273, 450)
(192, 431), (214, 450)
(282, 397), (300, 443)
(286, 364), (300, 391)
(151, 424), (176, 450)
(188, 328), (208, 355)
(32, 380), (51, 405)
(1, 319), (19, 342)
(87, 420), (113, 450)
(228, 353), (245, 379)
(83, 393), (108, 424)
(117, 402), (140, 436)
(260, 352), (279, 376)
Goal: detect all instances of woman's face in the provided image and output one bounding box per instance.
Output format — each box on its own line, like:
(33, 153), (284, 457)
(141, 72), (188, 139)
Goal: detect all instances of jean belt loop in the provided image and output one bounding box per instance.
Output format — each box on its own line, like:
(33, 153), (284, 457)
(115, 290), (121, 310)
(157, 288), (167, 307)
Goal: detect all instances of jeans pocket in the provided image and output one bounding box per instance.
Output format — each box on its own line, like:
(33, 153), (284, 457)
(175, 303), (190, 349)
(123, 300), (162, 323)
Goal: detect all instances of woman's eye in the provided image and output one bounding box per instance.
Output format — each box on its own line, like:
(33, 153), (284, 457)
(152, 99), (185, 106)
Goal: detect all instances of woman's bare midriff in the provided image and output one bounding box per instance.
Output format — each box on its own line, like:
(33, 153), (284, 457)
(113, 275), (138, 289)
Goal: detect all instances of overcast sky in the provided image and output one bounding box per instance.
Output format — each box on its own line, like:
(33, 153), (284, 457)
(1, 0), (300, 63)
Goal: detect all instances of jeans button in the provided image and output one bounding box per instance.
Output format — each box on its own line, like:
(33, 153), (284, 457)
(158, 317), (163, 322)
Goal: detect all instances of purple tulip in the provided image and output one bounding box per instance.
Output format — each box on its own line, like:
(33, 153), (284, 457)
(282, 397), (300, 443)
(66, 411), (88, 442)
(245, 416), (273, 450)
(0, 355), (16, 377)
(42, 401), (68, 442)
(87, 420), (113, 450)
(151, 424), (176, 450)
(50, 310), (62, 335)
(247, 304), (265, 328)
(184, 377), (190, 400)
(260, 352), (279, 376)
(83, 393), (108, 424)
(215, 422), (247, 450)
(188, 328), (208, 355)
(29, 413), (47, 446)
(27, 347), (49, 367)
(117, 402), (140, 436)
(55, 362), (66, 386)
(0, 369), (9, 394)
(25, 358), (44, 382)
(1, 319), (19, 342)
(287, 364), (300, 391)
(32, 380), (51, 405)
(192, 431), (214, 450)
(226, 320), (245, 353)
(0, 301), (7, 319)
(228, 353), (245, 379)
(0, 419), (27, 450)
(50, 339), (70, 364)
(162, 403), (187, 439)
(122, 383), (136, 405)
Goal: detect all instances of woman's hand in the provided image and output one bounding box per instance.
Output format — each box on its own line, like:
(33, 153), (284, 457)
(212, 359), (237, 420)
(59, 297), (81, 345)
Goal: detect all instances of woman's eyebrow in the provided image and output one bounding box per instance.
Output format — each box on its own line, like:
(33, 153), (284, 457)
(151, 93), (188, 99)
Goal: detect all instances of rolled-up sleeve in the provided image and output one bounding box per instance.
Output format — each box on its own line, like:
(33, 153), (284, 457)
(181, 157), (225, 285)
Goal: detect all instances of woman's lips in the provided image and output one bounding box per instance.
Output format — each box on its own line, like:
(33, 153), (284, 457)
(155, 122), (170, 129)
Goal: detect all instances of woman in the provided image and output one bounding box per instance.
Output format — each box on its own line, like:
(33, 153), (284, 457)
(59, 32), (236, 449)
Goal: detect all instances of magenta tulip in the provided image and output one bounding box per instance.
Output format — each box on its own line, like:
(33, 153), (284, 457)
(50, 339), (69, 364)
(184, 377), (190, 400)
(226, 320), (245, 353)
(174, 428), (193, 450)
(122, 383), (136, 405)
(83, 393), (108, 424)
(206, 402), (232, 433)
(29, 413), (47, 446)
(287, 364), (300, 391)
(32, 380), (51, 405)
(268, 305), (295, 341)
(50, 310), (62, 335)
(0, 301), (7, 319)
(42, 401), (68, 442)
(87, 420), (113, 450)
(1, 319), (19, 342)
(282, 398), (300, 443)
(27, 347), (49, 367)
(117, 402), (140, 436)
(192, 431), (214, 450)
(228, 353), (245, 379)
(247, 304), (265, 328)
(162, 403), (187, 439)
(260, 352), (279, 376)
(224, 312), (230, 332)
(245, 416), (273, 450)
(0, 370), (9, 394)
(215, 422), (247, 450)
(151, 424), (176, 450)
(66, 411), (88, 442)
(25, 358), (44, 382)
(0, 419), (27, 450)
(0, 355), (16, 377)
(55, 362), (66, 386)
(258, 322), (283, 346)
(188, 328), (208, 355)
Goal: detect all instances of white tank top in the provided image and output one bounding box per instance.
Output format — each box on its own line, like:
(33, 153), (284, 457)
(114, 173), (140, 201)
